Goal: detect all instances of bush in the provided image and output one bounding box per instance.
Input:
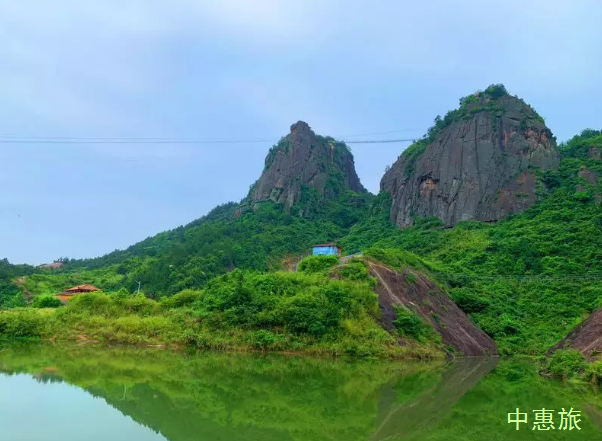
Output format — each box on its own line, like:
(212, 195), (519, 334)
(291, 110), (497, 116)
(111, 315), (170, 338)
(298, 255), (339, 273)
(0, 311), (43, 338)
(33, 295), (62, 309)
(364, 247), (429, 273)
(393, 307), (435, 342)
(337, 260), (372, 282)
(484, 83), (508, 99)
(545, 350), (586, 379)
(6, 293), (27, 309)
(109, 288), (130, 300)
(451, 288), (490, 313)
(573, 191), (592, 202)
(196, 270), (377, 338)
(161, 289), (202, 309)
(246, 330), (284, 350)
(276, 292), (331, 336)
(585, 361), (602, 384)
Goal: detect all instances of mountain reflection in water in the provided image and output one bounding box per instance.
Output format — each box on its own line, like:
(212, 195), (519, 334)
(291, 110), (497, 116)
(1, 344), (601, 441)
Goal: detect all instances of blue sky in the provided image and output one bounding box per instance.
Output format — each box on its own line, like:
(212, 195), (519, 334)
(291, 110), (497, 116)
(1, 0), (601, 265)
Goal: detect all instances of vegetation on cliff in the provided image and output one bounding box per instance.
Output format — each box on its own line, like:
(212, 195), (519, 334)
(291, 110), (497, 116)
(344, 129), (602, 356)
(390, 84), (547, 178)
(0, 88), (601, 365)
(0, 257), (442, 359)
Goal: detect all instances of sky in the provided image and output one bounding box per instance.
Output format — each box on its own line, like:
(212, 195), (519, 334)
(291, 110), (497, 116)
(0, 0), (601, 265)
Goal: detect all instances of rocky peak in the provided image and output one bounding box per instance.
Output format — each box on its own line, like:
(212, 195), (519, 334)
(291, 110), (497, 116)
(381, 85), (561, 228)
(250, 121), (365, 210)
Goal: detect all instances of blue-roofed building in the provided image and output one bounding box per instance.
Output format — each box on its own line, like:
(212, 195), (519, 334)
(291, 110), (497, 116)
(312, 243), (341, 257)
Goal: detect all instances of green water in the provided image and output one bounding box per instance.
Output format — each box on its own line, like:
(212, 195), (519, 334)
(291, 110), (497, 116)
(0, 344), (601, 440)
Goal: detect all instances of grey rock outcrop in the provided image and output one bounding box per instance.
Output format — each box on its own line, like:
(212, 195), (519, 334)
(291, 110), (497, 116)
(250, 121), (365, 210)
(381, 92), (560, 228)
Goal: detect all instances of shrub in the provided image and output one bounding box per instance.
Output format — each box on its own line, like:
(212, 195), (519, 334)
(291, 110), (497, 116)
(109, 288), (130, 300)
(298, 255), (339, 273)
(6, 294), (27, 309)
(364, 247), (429, 273)
(33, 295), (62, 308)
(111, 315), (170, 338)
(0, 311), (43, 338)
(451, 288), (490, 313)
(67, 292), (113, 315)
(276, 292), (330, 336)
(585, 361), (602, 384)
(161, 289), (202, 309)
(545, 350), (586, 379)
(246, 330), (284, 350)
(484, 83), (508, 99)
(573, 191), (592, 202)
(337, 260), (372, 282)
(393, 307), (435, 341)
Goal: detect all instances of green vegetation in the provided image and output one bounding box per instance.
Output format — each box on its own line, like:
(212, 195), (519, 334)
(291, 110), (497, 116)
(0, 259), (35, 308)
(396, 83), (546, 177)
(335, 258), (373, 282)
(52, 191), (373, 298)
(32, 295), (62, 308)
(19, 266), (125, 297)
(0, 343), (447, 441)
(393, 307), (438, 343)
(0, 86), (600, 367)
(4, 345), (602, 440)
(543, 350), (587, 380)
(0, 266), (441, 359)
(298, 255), (339, 273)
(342, 129), (602, 357)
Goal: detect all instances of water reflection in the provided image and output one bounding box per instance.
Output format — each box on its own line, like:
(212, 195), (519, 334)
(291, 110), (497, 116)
(0, 344), (601, 441)
(371, 357), (498, 440)
(0, 373), (166, 441)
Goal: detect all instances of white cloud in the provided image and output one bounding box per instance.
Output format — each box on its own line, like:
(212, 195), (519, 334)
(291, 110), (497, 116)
(0, 0), (340, 161)
(0, 0), (600, 263)
(195, 0), (332, 38)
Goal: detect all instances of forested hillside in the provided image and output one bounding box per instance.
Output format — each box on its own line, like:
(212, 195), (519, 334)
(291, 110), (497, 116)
(54, 190), (373, 297)
(2, 86), (602, 359)
(0, 259), (35, 308)
(342, 128), (602, 354)
(53, 121), (374, 297)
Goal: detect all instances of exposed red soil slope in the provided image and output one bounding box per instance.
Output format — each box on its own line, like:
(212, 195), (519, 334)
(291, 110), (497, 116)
(367, 261), (498, 356)
(551, 308), (602, 359)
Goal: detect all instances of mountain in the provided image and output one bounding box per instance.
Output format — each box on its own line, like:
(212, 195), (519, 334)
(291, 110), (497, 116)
(343, 127), (602, 354)
(7, 87), (602, 362)
(248, 121), (366, 213)
(381, 84), (560, 228)
(47, 123), (371, 297)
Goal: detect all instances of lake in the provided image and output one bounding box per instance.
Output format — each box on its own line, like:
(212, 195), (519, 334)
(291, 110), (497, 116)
(0, 343), (601, 440)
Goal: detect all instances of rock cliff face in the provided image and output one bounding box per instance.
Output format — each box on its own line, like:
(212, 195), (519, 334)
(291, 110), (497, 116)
(381, 87), (561, 228)
(551, 308), (602, 359)
(250, 121), (365, 210)
(367, 261), (498, 356)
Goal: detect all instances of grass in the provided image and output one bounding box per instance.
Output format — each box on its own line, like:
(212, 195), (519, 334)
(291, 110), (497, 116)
(0, 264), (443, 360)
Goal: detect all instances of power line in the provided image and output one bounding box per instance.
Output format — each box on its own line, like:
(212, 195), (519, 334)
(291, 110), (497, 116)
(0, 137), (417, 145)
(0, 132), (419, 145)
(336, 128), (418, 138)
(431, 273), (602, 282)
(0, 139), (276, 144)
(345, 138), (417, 144)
